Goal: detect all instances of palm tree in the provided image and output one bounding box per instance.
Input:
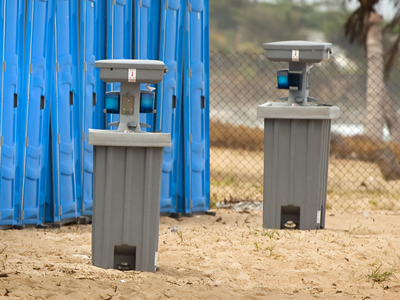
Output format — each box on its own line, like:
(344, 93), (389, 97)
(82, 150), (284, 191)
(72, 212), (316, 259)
(344, 0), (400, 142)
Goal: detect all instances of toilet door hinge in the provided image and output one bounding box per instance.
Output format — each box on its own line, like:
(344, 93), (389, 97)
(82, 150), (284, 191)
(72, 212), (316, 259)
(29, 64), (32, 74)
(82, 132), (86, 142)
(59, 206), (62, 216)
(188, 3), (192, 12)
(2, 61), (5, 71)
(57, 134), (60, 144)
(56, 62), (59, 72)
(0, 136), (3, 146)
(84, 62), (87, 72)
(25, 137), (29, 147)
(189, 134), (192, 143)
(165, 0), (168, 9)
(21, 210), (25, 221)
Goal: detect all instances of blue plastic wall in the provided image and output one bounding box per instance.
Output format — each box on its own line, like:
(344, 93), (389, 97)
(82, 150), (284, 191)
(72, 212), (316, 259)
(79, 0), (106, 217)
(106, 0), (132, 130)
(0, 0), (210, 226)
(20, 0), (54, 226)
(51, 0), (80, 223)
(183, 0), (210, 214)
(158, 0), (184, 213)
(0, 0), (24, 226)
(135, 0), (160, 132)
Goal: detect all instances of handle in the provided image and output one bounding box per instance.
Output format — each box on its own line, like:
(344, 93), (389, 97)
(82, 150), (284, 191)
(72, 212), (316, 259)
(69, 91), (74, 105)
(201, 95), (205, 109)
(172, 95), (176, 109)
(40, 95), (45, 110)
(14, 93), (18, 108)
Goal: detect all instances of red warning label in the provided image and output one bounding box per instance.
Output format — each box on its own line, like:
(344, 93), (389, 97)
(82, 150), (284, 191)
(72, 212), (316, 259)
(128, 69), (136, 82)
(292, 50), (299, 61)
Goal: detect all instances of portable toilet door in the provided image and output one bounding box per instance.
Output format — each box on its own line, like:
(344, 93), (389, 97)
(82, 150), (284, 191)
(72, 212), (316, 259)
(18, 0), (54, 227)
(134, 0), (161, 132)
(183, 0), (210, 214)
(51, 0), (80, 223)
(157, 0), (184, 214)
(0, 0), (24, 227)
(79, 0), (106, 217)
(106, 0), (132, 130)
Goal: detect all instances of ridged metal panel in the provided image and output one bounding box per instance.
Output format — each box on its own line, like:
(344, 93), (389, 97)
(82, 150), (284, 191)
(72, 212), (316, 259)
(262, 118), (332, 230)
(92, 145), (163, 272)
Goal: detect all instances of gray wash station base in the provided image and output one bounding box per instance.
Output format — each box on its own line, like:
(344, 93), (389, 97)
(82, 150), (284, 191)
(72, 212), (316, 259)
(89, 130), (170, 272)
(257, 103), (340, 230)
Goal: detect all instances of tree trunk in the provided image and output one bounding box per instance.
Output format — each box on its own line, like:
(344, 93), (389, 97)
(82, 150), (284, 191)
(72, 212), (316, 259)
(364, 12), (400, 142)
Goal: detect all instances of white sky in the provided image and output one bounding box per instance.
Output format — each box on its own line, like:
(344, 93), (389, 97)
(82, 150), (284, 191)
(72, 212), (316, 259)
(259, 0), (396, 20)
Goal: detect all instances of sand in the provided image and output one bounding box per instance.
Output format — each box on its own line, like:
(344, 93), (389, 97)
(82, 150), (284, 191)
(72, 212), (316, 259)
(1, 209), (400, 299)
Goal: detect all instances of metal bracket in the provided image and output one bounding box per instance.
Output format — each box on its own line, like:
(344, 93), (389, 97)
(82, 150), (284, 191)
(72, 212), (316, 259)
(127, 122), (137, 129)
(108, 121), (120, 127)
(140, 122), (151, 129)
(121, 94), (134, 115)
(307, 96), (318, 103)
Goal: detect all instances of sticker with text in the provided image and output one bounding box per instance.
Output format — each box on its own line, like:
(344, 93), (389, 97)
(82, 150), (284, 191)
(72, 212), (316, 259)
(292, 50), (299, 62)
(128, 69), (136, 82)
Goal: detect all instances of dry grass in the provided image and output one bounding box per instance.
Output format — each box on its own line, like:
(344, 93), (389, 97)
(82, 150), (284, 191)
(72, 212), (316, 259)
(210, 146), (400, 212)
(210, 120), (264, 151)
(211, 120), (400, 161)
(210, 121), (400, 212)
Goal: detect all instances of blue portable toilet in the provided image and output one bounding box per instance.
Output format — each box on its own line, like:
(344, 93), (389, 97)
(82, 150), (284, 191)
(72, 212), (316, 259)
(157, 0), (185, 214)
(0, 0), (24, 228)
(79, 0), (107, 217)
(106, 0), (133, 130)
(182, 0), (210, 214)
(135, 0), (161, 132)
(19, 0), (54, 227)
(51, 0), (81, 224)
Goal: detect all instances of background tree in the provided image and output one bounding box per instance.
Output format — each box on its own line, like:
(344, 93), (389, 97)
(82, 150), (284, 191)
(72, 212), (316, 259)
(344, 0), (400, 142)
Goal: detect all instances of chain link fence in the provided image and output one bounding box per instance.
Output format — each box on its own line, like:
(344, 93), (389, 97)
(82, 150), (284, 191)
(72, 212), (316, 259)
(209, 51), (400, 213)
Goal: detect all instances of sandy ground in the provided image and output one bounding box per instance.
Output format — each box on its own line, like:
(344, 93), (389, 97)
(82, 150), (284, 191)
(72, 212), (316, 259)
(1, 209), (400, 300)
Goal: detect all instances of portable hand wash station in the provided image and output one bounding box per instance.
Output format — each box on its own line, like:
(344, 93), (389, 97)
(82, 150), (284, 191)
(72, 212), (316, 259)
(257, 41), (340, 230)
(89, 60), (170, 272)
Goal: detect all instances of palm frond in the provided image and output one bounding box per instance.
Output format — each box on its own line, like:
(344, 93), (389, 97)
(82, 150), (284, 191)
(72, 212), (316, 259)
(344, 1), (378, 47)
